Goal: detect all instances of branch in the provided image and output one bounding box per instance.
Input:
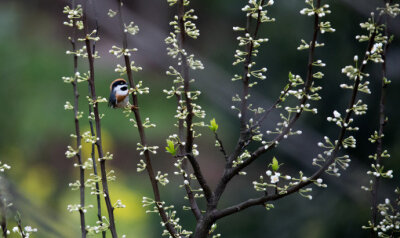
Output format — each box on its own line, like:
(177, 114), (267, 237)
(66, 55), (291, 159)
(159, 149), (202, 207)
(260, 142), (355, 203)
(214, 132), (228, 161)
(170, 0), (202, 221)
(86, 3), (105, 236)
(176, 0), (214, 203)
(0, 197), (7, 238)
(16, 214), (26, 238)
(215, 15), (381, 221)
(69, 0), (86, 236)
(214, 0), (321, 203)
(116, 1), (178, 236)
(371, 8), (390, 237)
(83, 1), (117, 237)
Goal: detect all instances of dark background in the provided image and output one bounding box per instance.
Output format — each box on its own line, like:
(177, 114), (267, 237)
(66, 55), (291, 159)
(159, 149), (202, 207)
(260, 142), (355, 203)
(0, 0), (399, 237)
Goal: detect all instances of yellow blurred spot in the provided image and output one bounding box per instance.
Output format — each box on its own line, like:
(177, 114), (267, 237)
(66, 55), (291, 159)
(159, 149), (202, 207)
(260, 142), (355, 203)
(20, 165), (56, 205)
(110, 182), (147, 222)
(80, 127), (114, 160)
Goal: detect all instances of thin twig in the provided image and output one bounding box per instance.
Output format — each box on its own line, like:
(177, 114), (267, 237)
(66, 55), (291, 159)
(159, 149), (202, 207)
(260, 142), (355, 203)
(82, 1), (117, 237)
(214, 15), (381, 221)
(69, 0), (86, 236)
(371, 5), (390, 237)
(176, 0), (214, 204)
(86, 1), (105, 237)
(116, 0), (178, 236)
(16, 213), (26, 238)
(214, 0), (321, 204)
(214, 132), (228, 161)
(0, 197), (7, 238)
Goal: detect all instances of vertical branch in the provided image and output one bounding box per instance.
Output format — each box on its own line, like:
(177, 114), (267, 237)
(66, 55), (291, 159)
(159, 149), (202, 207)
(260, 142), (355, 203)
(370, 11), (390, 238)
(88, 113), (105, 238)
(82, 1), (118, 237)
(69, 1), (86, 236)
(116, 1), (178, 236)
(87, 2), (105, 237)
(0, 197), (7, 238)
(177, 0), (193, 155)
(176, 0), (213, 204)
(16, 214), (26, 238)
(214, 12), (382, 221)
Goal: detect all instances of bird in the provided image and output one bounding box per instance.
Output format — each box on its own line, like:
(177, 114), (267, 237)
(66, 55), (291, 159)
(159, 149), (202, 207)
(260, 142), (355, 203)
(108, 78), (129, 108)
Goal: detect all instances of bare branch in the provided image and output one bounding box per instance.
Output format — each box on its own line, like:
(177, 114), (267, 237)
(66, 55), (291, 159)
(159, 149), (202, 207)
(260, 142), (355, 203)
(116, 0), (179, 236)
(215, 14), (381, 221)
(83, 0), (118, 236)
(69, 0), (86, 236)
(371, 7), (390, 236)
(176, 0), (214, 203)
(214, 0), (322, 203)
(214, 132), (228, 161)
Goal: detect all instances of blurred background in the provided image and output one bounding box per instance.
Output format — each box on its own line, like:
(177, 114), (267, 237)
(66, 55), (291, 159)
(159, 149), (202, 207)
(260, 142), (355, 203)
(0, 0), (399, 237)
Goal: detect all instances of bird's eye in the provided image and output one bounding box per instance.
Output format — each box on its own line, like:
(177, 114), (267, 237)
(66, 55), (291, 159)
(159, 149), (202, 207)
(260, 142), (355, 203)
(121, 86), (128, 91)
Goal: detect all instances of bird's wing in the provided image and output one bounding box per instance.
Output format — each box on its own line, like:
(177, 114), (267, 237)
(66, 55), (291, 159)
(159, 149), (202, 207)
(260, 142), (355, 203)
(108, 91), (117, 108)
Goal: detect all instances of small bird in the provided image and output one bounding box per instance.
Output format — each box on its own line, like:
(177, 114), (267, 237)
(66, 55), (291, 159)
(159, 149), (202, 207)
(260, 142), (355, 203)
(108, 78), (129, 108)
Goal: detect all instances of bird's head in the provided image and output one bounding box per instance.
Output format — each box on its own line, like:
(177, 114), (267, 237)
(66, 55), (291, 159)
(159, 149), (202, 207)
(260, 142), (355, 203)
(110, 78), (128, 94)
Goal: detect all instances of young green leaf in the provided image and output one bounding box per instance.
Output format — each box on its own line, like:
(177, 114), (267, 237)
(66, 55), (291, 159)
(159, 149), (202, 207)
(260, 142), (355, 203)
(271, 157), (279, 172)
(165, 139), (176, 156)
(209, 118), (219, 132)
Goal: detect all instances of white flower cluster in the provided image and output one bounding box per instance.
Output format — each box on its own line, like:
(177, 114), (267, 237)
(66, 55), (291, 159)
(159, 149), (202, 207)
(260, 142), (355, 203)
(115, 61), (143, 75)
(86, 216), (110, 235)
(300, 1), (331, 17)
(0, 161), (11, 172)
(362, 189), (400, 237)
(12, 226), (38, 238)
(63, 5), (83, 29)
(156, 171), (170, 186)
(109, 45), (137, 58)
(136, 143), (159, 155)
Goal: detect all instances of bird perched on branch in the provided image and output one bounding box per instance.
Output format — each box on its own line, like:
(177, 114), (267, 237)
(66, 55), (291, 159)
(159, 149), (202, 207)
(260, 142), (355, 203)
(108, 78), (129, 108)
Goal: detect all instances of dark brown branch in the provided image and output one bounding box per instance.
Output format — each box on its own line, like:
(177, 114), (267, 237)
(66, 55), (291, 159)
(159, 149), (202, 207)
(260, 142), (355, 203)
(371, 8), (390, 237)
(254, 82), (293, 129)
(16, 213), (26, 238)
(214, 132), (228, 161)
(0, 197), (7, 238)
(171, 0), (202, 220)
(215, 14), (381, 221)
(87, 2), (105, 237)
(213, 0), (267, 206)
(116, 0), (178, 236)
(214, 0), (321, 203)
(89, 115), (105, 238)
(83, 1), (117, 237)
(177, 0), (214, 203)
(69, 1), (86, 236)
(176, 97), (202, 220)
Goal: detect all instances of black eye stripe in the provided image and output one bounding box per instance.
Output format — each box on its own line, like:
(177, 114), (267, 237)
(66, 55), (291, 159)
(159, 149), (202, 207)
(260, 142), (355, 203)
(112, 81), (126, 88)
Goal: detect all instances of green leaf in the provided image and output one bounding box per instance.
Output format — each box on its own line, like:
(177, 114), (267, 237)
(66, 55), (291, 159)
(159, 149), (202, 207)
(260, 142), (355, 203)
(271, 157), (279, 171)
(209, 118), (219, 132)
(165, 139), (176, 156)
(288, 71), (294, 80)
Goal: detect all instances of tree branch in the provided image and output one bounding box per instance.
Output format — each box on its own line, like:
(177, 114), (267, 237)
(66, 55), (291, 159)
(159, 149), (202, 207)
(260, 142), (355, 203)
(86, 2), (105, 236)
(116, 0), (179, 236)
(69, 0), (86, 236)
(0, 196), (8, 238)
(214, 132), (228, 161)
(176, 0), (214, 204)
(215, 15), (381, 221)
(214, 0), (321, 203)
(83, 1), (117, 237)
(371, 7), (390, 237)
